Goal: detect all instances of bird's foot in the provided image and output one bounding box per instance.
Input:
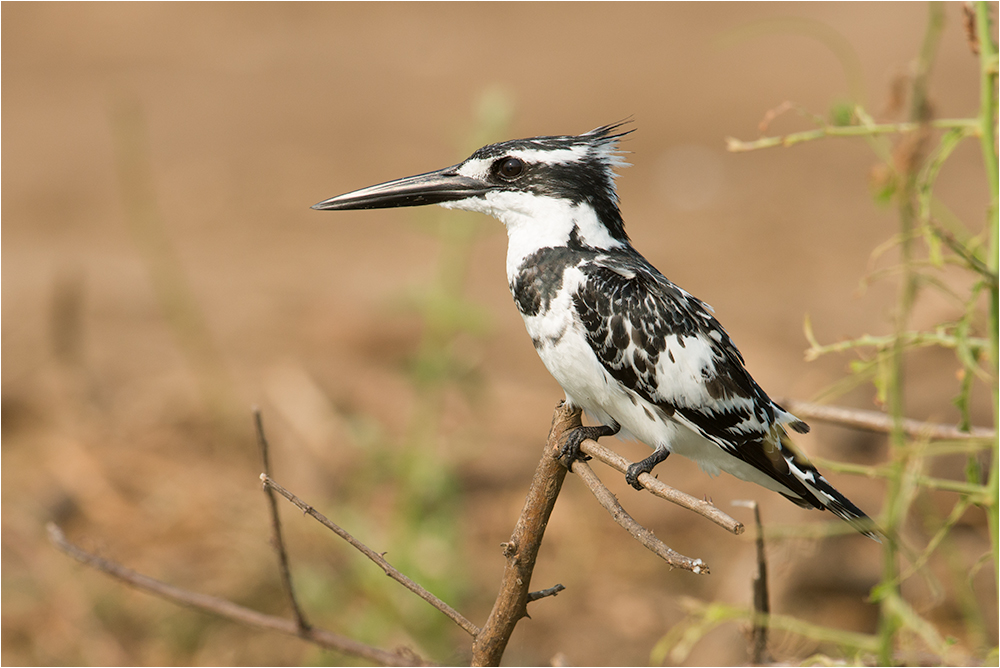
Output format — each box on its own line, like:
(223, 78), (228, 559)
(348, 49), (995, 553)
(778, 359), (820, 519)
(625, 449), (670, 490)
(557, 424), (619, 469)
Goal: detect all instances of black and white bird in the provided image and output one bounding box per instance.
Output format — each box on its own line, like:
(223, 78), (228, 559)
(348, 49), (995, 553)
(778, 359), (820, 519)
(313, 123), (878, 540)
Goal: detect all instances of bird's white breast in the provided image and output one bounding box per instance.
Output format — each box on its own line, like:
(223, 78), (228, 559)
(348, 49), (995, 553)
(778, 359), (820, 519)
(513, 265), (672, 447)
(519, 266), (605, 397)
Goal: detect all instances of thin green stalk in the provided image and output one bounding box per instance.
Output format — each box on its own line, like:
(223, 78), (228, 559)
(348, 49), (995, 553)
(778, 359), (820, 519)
(652, 602), (880, 665)
(973, 2), (999, 197)
(915, 493), (989, 651)
(813, 456), (992, 497)
(719, 6), (994, 662)
(877, 6), (946, 663)
(725, 118), (977, 152)
(878, 135), (918, 668)
(972, 0), (999, 594)
(804, 329), (989, 360)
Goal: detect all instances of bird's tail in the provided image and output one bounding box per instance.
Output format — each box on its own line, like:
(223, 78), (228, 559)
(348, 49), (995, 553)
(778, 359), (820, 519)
(776, 429), (882, 542)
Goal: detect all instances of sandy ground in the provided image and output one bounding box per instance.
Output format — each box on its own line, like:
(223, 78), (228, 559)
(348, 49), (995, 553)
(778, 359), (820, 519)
(3, 3), (996, 665)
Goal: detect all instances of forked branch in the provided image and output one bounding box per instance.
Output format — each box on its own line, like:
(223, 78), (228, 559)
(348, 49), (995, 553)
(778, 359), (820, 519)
(472, 402), (732, 665)
(570, 458), (709, 573)
(261, 474), (480, 637)
(254, 408), (480, 638)
(254, 408), (310, 633)
(471, 404), (575, 666)
(578, 438), (744, 535)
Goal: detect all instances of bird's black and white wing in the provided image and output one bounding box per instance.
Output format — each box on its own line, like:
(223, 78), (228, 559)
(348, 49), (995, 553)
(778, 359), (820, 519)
(572, 254), (878, 539)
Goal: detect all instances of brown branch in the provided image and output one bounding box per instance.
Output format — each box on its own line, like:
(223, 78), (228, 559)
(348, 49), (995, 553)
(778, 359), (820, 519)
(254, 408), (310, 632)
(778, 398), (996, 440)
(571, 459), (710, 574)
(526, 584), (566, 603)
(473, 401), (741, 664)
(471, 403), (577, 667)
(578, 440), (744, 535)
(47, 523), (431, 667)
(261, 474), (480, 638)
(733, 500), (771, 665)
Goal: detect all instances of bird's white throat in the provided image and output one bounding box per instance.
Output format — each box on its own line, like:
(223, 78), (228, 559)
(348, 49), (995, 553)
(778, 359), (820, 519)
(441, 193), (625, 282)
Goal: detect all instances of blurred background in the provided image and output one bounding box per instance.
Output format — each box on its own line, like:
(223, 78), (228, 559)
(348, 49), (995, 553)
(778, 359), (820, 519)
(3, 3), (995, 665)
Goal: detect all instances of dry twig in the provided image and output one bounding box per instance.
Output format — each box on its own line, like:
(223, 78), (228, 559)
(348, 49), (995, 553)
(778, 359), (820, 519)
(471, 404), (576, 666)
(578, 439), (744, 535)
(254, 408), (310, 632)
(473, 402), (736, 664)
(779, 398), (996, 440)
(526, 584), (566, 603)
(261, 474), (480, 638)
(47, 523), (431, 667)
(733, 500), (771, 665)
(570, 459), (709, 574)
(49, 401), (758, 666)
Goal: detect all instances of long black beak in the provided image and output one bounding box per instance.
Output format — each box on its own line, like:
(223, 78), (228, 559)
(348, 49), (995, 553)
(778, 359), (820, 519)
(311, 164), (489, 211)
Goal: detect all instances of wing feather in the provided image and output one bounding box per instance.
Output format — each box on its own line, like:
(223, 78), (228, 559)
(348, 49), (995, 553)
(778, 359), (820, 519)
(572, 254), (815, 496)
(563, 249), (877, 539)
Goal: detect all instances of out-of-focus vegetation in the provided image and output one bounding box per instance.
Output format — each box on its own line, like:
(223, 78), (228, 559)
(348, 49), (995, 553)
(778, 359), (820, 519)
(657, 4), (998, 664)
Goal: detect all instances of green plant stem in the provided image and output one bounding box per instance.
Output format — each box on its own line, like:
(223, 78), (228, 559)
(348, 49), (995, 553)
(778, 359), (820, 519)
(652, 602), (880, 664)
(726, 118), (977, 152)
(974, 3), (999, 198)
(711, 5), (994, 662)
(972, 0), (1000, 595)
(877, 6), (946, 664)
(878, 154), (916, 667)
(813, 456), (992, 498)
(805, 329), (989, 360)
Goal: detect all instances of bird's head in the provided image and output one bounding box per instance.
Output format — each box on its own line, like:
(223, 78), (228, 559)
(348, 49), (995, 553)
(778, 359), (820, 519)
(313, 123), (633, 246)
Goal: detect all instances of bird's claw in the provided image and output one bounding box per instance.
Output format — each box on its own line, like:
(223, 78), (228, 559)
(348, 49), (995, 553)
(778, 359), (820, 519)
(557, 429), (592, 468)
(557, 424), (618, 469)
(625, 463), (646, 490)
(625, 449), (670, 490)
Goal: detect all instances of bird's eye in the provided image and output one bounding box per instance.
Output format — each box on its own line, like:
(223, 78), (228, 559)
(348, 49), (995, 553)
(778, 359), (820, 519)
(497, 157), (524, 179)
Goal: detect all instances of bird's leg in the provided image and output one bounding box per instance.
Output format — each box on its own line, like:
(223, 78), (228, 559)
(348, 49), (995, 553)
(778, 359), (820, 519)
(625, 449), (670, 490)
(557, 423), (620, 469)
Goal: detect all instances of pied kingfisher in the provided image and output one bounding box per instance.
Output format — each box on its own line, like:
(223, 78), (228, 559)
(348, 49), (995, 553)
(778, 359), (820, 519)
(313, 123), (878, 540)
